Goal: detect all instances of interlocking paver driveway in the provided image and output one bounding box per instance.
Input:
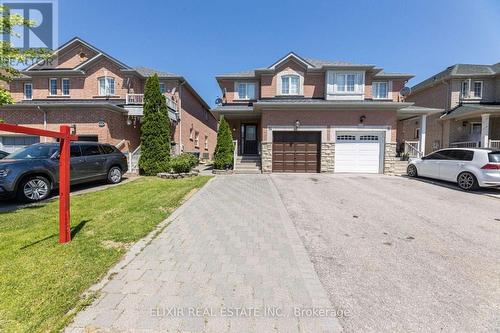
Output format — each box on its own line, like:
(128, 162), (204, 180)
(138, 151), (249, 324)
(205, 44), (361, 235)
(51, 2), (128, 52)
(66, 175), (342, 333)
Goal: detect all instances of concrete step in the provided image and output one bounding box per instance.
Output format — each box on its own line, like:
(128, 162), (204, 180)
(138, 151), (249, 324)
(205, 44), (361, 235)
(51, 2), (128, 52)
(235, 169), (262, 174)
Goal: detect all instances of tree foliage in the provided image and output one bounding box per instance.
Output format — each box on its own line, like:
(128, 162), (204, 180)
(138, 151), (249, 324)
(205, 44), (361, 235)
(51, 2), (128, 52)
(139, 74), (172, 175)
(213, 117), (234, 169)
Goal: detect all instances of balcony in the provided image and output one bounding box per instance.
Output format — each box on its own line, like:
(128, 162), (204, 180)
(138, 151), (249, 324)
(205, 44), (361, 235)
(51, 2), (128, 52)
(125, 93), (178, 111)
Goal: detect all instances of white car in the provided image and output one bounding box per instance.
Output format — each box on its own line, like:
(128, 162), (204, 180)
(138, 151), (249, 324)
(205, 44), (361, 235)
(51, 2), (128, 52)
(407, 148), (500, 191)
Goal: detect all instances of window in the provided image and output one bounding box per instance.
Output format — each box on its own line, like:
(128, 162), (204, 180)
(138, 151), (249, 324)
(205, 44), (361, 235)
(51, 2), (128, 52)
(415, 128), (420, 140)
(100, 145), (115, 154)
(24, 82), (32, 100)
(423, 151), (446, 160)
(204, 135), (208, 150)
(360, 135), (379, 141)
(78, 135), (99, 142)
(337, 135), (356, 141)
(194, 131), (199, 147)
(471, 123), (482, 135)
(336, 73), (356, 92)
(62, 78), (70, 95)
(461, 81), (469, 98)
(439, 149), (474, 161)
(49, 78), (57, 95)
(281, 75), (300, 95)
(473, 81), (482, 98)
(189, 127), (194, 140)
(98, 77), (115, 96)
(159, 83), (166, 94)
(70, 144), (82, 158)
(236, 82), (255, 100)
(327, 71), (365, 97)
(81, 144), (102, 156)
(373, 82), (388, 99)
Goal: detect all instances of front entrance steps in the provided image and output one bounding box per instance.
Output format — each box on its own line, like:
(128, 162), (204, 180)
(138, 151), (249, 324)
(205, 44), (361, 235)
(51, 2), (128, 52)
(393, 159), (409, 175)
(234, 155), (262, 174)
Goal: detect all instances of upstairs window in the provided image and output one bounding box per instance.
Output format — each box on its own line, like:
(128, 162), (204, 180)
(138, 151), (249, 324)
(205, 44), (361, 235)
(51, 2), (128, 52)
(49, 78), (57, 95)
(281, 75), (300, 95)
(204, 135), (208, 150)
(473, 81), (482, 98)
(373, 82), (388, 99)
(236, 82), (255, 100)
(24, 82), (32, 100)
(461, 80), (469, 98)
(98, 77), (115, 96)
(159, 82), (166, 93)
(62, 78), (70, 95)
(327, 71), (365, 96)
(194, 131), (200, 147)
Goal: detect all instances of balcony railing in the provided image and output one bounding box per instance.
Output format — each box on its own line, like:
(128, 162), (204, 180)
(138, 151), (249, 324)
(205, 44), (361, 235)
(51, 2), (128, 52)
(125, 93), (178, 111)
(489, 140), (500, 149)
(449, 141), (480, 148)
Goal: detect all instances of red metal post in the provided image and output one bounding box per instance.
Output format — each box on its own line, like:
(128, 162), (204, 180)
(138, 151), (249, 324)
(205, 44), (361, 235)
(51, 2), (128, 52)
(59, 125), (71, 243)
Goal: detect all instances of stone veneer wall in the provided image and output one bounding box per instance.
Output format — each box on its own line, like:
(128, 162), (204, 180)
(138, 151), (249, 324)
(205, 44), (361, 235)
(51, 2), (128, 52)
(261, 142), (272, 173)
(384, 142), (397, 175)
(320, 142), (335, 173)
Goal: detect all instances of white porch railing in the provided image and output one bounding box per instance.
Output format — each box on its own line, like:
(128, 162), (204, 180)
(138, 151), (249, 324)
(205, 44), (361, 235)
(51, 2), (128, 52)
(490, 140), (500, 149)
(125, 93), (178, 111)
(450, 141), (480, 148)
(232, 140), (238, 171)
(128, 146), (141, 173)
(404, 140), (422, 158)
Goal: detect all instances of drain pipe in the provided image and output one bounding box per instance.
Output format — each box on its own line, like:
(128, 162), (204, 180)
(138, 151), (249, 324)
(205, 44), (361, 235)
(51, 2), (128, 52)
(177, 79), (187, 155)
(37, 106), (48, 142)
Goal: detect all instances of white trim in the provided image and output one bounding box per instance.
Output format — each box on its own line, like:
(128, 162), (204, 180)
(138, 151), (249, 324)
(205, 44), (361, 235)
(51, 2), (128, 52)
(276, 69), (304, 96)
(473, 80), (483, 98)
(23, 82), (33, 100)
(234, 81), (256, 100)
(98, 76), (115, 96)
(372, 81), (390, 100)
(481, 114), (490, 148)
(268, 52), (313, 69)
(326, 70), (365, 100)
(266, 125), (328, 142)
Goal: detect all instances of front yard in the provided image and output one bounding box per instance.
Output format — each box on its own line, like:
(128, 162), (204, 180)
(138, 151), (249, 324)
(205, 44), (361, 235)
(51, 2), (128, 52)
(0, 176), (211, 332)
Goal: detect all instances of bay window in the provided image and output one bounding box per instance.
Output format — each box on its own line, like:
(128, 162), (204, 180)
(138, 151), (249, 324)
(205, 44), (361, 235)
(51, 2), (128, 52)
(99, 77), (115, 96)
(236, 82), (255, 100)
(326, 71), (365, 99)
(281, 75), (300, 95)
(373, 82), (388, 99)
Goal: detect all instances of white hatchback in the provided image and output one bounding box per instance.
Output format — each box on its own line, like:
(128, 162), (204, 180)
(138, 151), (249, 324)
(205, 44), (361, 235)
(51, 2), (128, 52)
(407, 148), (500, 191)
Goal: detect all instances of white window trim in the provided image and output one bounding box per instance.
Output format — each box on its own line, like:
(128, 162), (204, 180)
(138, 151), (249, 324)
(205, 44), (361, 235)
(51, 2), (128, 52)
(461, 80), (470, 99)
(276, 69), (304, 96)
(204, 135), (208, 150)
(23, 82), (33, 100)
(98, 76), (115, 96)
(326, 70), (365, 100)
(472, 81), (483, 99)
(372, 81), (392, 100)
(234, 81), (256, 100)
(189, 126), (194, 140)
(61, 78), (70, 96)
(49, 78), (57, 96)
(194, 131), (200, 148)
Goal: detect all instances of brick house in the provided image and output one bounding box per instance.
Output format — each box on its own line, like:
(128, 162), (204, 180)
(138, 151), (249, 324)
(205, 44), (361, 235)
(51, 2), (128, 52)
(0, 37), (217, 170)
(212, 52), (439, 173)
(400, 62), (500, 155)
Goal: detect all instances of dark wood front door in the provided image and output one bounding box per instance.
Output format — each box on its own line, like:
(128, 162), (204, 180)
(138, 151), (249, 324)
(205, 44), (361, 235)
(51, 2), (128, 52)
(242, 124), (258, 155)
(272, 131), (320, 173)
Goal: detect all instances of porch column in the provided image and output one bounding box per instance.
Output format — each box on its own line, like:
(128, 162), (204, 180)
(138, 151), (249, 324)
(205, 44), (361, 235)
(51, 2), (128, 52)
(481, 114), (490, 147)
(419, 114), (427, 154)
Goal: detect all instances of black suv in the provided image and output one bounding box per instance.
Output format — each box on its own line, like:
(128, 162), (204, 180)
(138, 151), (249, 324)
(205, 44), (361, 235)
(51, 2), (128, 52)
(0, 142), (128, 202)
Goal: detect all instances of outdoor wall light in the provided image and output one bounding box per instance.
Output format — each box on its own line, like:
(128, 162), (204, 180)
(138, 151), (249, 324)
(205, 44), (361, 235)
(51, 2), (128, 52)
(126, 117), (132, 126)
(359, 115), (366, 124)
(232, 127), (236, 132)
(295, 120), (300, 130)
(462, 121), (468, 127)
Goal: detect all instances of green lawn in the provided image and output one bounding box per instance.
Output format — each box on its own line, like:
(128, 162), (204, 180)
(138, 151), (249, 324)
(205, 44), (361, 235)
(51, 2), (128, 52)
(0, 176), (211, 333)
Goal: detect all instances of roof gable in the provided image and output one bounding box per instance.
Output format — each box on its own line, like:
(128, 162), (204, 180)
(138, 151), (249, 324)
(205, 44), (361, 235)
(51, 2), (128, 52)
(268, 52), (314, 70)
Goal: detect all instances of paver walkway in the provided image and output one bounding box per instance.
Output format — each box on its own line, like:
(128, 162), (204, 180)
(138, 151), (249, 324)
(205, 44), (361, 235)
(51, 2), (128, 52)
(66, 175), (342, 333)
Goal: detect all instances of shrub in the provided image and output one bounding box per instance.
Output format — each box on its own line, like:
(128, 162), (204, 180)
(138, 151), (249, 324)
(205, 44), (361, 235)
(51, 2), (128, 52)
(213, 117), (234, 169)
(170, 153), (199, 173)
(139, 74), (171, 175)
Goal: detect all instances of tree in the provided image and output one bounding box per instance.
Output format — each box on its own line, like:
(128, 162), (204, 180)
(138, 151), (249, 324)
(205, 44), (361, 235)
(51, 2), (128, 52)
(213, 117), (234, 169)
(0, 5), (50, 105)
(139, 74), (171, 175)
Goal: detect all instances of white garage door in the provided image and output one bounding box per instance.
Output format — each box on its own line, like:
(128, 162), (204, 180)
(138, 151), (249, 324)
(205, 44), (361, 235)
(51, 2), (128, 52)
(0, 136), (40, 153)
(334, 132), (383, 173)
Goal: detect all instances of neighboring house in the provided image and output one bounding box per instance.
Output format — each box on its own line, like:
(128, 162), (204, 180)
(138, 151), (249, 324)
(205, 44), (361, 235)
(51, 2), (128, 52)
(212, 52), (440, 174)
(0, 37), (217, 170)
(401, 62), (500, 155)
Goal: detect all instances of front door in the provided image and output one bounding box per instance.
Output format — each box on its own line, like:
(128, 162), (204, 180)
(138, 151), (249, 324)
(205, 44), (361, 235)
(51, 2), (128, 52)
(242, 124), (258, 155)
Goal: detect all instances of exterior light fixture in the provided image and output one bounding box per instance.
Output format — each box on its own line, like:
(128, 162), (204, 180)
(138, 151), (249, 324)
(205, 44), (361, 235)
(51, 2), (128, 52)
(359, 115), (366, 124)
(127, 117), (132, 126)
(295, 120), (300, 130)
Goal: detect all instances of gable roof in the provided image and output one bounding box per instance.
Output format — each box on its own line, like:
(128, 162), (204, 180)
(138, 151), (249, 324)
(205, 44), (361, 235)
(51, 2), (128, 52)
(133, 67), (181, 79)
(411, 63), (500, 93)
(268, 52), (314, 69)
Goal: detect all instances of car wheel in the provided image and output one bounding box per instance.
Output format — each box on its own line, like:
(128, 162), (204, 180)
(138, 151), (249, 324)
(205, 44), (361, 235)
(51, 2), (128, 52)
(107, 166), (122, 184)
(17, 175), (51, 202)
(457, 172), (479, 191)
(407, 164), (418, 177)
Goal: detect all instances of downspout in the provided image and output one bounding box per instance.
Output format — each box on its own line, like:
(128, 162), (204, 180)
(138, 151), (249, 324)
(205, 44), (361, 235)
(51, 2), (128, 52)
(177, 79), (187, 154)
(37, 106), (47, 142)
(441, 80), (450, 148)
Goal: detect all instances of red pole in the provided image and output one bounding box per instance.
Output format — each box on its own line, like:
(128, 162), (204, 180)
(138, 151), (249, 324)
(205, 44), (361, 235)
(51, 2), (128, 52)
(59, 125), (71, 243)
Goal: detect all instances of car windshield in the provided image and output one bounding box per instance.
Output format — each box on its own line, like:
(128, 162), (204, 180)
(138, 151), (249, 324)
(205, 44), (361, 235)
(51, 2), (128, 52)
(488, 152), (500, 163)
(6, 145), (58, 160)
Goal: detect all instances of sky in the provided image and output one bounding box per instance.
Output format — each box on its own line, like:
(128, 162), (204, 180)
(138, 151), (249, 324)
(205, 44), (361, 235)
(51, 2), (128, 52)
(57, 0), (500, 106)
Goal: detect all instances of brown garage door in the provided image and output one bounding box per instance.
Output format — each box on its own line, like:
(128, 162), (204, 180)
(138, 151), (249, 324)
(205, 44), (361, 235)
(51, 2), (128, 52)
(272, 131), (320, 173)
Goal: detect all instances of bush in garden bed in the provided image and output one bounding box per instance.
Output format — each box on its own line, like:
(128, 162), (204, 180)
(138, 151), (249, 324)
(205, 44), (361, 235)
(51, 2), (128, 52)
(169, 153), (199, 173)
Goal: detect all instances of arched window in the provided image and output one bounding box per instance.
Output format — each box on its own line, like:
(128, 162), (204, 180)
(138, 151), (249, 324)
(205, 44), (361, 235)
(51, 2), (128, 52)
(98, 77), (115, 96)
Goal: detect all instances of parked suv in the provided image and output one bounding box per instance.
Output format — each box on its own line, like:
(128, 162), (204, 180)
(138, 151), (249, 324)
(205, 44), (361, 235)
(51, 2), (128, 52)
(0, 150), (8, 159)
(407, 148), (500, 191)
(0, 142), (128, 202)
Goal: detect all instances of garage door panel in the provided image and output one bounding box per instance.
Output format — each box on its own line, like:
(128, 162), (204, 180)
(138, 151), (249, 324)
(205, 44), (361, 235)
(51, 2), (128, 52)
(334, 133), (382, 174)
(272, 131), (320, 173)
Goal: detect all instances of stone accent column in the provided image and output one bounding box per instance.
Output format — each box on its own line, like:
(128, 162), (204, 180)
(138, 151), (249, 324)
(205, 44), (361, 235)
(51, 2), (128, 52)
(384, 142), (397, 175)
(261, 142), (272, 173)
(320, 142), (335, 173)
